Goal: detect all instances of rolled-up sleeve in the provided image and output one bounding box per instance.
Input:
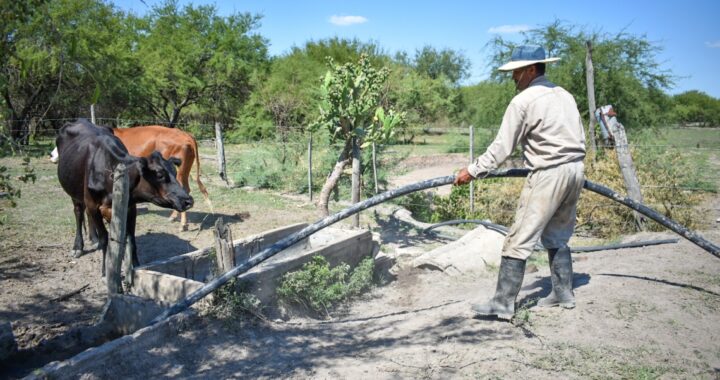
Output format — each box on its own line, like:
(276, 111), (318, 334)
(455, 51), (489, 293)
(468, 102), (526, 177)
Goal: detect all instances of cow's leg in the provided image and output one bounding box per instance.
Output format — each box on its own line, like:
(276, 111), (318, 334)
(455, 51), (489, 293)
(126, 205), (140, 267)
(88, 210), (109, 276)
(176, 146), (193, 232)
(180, 211), (188, 231)
(168, 210), (179, 222)
(85, 209), (100, 252)
(71, 200), (85, 257)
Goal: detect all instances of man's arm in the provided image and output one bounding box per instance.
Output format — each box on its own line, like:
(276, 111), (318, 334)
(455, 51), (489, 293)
(454, 102), (526, 185)
(468, 102), (526, 176)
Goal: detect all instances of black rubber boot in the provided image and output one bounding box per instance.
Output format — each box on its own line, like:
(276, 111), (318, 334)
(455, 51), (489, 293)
(471, 256), (526, 320)
(537, 246), (575, 309)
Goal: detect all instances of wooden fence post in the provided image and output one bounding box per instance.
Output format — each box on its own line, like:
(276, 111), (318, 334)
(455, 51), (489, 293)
(213, 217), (235, 276)
(214, 122), (229, 186)
(308, 133), (313, 202)
(585, 41), (598, 155)
(606, 117), (647, 230)
(107, 163), (129, 294)
(90, 104), (96, 124)
(469, 125), (475, 213)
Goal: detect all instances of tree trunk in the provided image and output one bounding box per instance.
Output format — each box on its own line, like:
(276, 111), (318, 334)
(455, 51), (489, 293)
(351, 137), (361, 227)
(317, 140), (352, 217)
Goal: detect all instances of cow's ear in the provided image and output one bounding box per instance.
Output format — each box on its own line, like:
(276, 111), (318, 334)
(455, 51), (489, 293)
(168, 157), (182, 167)
(138, 157), (150, 174)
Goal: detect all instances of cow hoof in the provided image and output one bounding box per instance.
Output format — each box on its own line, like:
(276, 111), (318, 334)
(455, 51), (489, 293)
(180, 224), (188, 232)
(72, 250), (83, 258)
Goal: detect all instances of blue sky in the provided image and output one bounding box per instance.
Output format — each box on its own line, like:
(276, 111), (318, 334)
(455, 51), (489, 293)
(117, 0), (720, 98)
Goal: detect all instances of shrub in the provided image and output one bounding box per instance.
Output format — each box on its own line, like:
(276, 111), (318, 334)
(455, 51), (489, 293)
(277, 255), (375, 316)
(203, 278), (264, 322)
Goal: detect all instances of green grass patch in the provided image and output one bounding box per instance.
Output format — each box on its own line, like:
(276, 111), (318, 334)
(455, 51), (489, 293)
(277, 255), (375, 317)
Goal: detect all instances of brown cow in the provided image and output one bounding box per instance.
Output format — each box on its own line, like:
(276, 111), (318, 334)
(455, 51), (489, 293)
(112, 126), (211, 230)
(56, 119), (193, 274)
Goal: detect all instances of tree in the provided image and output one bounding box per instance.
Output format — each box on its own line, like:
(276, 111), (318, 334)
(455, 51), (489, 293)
(484, 20), (675, 130)
(135, 0), (269, 127)
(413, 46), (470, 85)
(670, 91), (720, 127)
(312, 55), (403, 219)
(234, 37), (385, 140)
(1, 0), (135, 142)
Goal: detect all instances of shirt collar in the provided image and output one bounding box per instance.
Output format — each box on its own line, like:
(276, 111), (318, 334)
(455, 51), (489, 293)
(528, 75), (556, 89)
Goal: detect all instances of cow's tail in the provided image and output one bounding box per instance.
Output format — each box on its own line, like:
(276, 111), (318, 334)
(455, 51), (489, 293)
(191, 136), (213, 214)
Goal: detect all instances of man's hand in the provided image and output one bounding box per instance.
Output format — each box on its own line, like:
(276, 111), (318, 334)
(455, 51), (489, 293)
(453, 168), (475, 186)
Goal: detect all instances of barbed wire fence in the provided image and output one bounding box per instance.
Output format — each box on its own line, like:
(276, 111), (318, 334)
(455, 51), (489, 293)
(5, 116), (719, 225)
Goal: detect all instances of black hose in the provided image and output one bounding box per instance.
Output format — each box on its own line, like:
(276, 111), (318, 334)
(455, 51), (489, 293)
(423, 219), (509, 235)
(150, 167), (719, 325)
(150, 173), (452, 325)
(582, 180), (720, 257)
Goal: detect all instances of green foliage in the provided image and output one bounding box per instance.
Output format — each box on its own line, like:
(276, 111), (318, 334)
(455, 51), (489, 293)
(312, 54), (403, 146)
(485, 20), (676, 130)
(0, 155), (37, 224)
(669, 91), (720, 127)
(277, 255), (375, 316)
(134, 0), (269, 126)
(412, 45), (471, 85)
(204, 278), (263, 322)
(386, 67), (462, 139)
(458, 81), (515, 129)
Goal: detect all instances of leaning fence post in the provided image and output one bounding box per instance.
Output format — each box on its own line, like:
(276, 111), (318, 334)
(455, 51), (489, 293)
(214, 122), (229, 186)
(607, 117), (647, 230)
(107, 162), (129, 294)
(469, 125), (475, 213)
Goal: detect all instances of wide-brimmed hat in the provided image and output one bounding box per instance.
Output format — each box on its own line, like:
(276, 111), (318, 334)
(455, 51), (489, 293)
(498, 45), (560, 72)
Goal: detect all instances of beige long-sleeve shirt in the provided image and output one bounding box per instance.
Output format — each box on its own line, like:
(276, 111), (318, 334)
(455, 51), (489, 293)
(468, 76), (586, 177)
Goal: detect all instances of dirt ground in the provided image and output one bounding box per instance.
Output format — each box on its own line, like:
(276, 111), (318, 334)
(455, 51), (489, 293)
(2, 154), (720, 379)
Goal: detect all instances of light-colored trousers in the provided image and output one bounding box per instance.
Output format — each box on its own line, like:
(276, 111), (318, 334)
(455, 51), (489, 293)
(502, 160), (585, 260)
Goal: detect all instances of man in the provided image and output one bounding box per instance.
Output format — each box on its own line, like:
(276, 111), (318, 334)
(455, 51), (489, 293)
(454, 45), (586, 320)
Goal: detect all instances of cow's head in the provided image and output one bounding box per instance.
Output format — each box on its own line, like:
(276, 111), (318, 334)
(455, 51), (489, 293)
(134, 151), (193, 212)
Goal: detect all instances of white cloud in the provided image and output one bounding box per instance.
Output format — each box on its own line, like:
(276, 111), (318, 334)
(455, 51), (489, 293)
(488, 24), (531, 34)
(706, 40), (720, 48)
(329, 15), (368, 26)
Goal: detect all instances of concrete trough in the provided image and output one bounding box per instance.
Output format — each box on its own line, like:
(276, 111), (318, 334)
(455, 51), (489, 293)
(23, 223), (377, 378)
(130, 223), (378, 316)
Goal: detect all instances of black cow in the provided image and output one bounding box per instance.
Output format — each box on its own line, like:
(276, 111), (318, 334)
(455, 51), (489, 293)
(56, 119), (193, 274)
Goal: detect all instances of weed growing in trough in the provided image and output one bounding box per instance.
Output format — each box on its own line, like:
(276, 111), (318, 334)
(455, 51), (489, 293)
(277, 255), (375, 317)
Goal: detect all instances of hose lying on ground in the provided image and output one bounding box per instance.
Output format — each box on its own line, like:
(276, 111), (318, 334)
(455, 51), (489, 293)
(150, 168), (719, 325)
(422, 219), (680, 253)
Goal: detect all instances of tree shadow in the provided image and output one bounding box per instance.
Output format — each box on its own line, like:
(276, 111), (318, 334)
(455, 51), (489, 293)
(135, 232), (199, 264)
(75, 311), (522, 378)
(143, 208), (251, 232)
(371, 210), (453, 248)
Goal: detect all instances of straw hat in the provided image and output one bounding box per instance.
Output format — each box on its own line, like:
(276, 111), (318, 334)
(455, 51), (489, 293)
(498, 45), (560, 72)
